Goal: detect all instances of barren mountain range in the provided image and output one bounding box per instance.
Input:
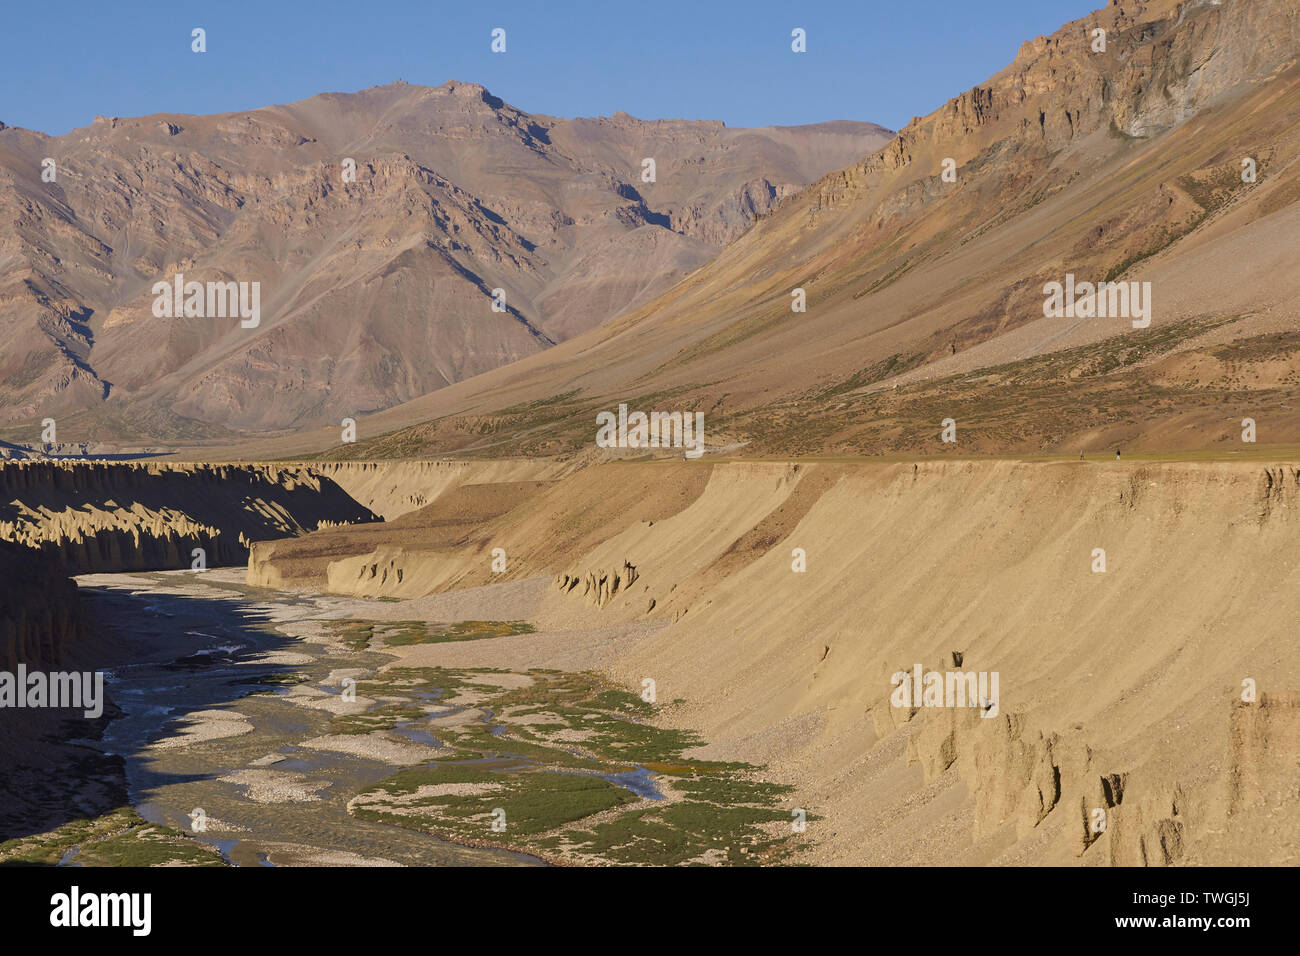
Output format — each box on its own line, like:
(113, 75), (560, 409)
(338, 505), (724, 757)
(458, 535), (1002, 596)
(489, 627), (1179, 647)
(0, 82), (890, 437)
(215, 0), (1297, 464)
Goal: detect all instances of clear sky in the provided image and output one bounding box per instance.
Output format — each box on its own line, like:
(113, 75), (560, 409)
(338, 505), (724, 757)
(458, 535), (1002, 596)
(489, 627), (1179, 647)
(2, 0), (1098, 135)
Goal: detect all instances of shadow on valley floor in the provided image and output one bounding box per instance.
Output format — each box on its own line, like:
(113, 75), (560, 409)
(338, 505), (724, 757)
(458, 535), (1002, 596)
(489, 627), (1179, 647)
(0, 575), (318, 854)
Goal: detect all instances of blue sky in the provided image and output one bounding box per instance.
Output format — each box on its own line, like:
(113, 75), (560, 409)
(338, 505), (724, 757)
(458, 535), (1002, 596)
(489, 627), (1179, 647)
(3, 0), (1097, 135)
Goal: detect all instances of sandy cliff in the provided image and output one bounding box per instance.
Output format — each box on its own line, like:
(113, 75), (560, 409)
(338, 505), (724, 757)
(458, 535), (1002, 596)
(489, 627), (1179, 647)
(252, 457), (1298, 864)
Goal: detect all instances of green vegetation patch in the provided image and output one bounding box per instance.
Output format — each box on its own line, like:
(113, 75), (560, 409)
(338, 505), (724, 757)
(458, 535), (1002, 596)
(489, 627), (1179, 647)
(324, 619), (536, 650)
(229, 671), (312, 693)
(354, 763), (638, 838)
(0, 807), (227, 867)
(323, 620), (377, 651)
(329, 702), (428, 735)
(348, 668), (809, 865)
(380, 620), (536, 647)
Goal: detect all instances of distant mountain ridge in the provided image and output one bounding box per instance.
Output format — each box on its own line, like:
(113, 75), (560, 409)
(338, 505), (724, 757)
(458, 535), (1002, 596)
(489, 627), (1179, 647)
(285, 0), (1300, 463)
(0, 81), (892, 436)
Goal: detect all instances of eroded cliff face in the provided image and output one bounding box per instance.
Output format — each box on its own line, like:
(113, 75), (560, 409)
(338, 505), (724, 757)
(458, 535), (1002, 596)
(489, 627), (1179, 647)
(245, 460), (712, 595)
(0, 538), (88, 674)
(585, 459), (1300, 865)
(307, 458), (575, 520)
(0, 537), (126, 844)
(249, 458), (1299, 864)
(0, 461), (379, 573)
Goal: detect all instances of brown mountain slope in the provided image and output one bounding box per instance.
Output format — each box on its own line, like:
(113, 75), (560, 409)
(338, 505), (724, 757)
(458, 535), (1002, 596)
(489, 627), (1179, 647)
(260, 0), (1299, 463)
(0, 83), (891, 435)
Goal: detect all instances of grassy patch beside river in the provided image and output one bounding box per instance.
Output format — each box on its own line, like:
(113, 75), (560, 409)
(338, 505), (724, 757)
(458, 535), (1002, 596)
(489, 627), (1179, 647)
(347, 667), (810, 865)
